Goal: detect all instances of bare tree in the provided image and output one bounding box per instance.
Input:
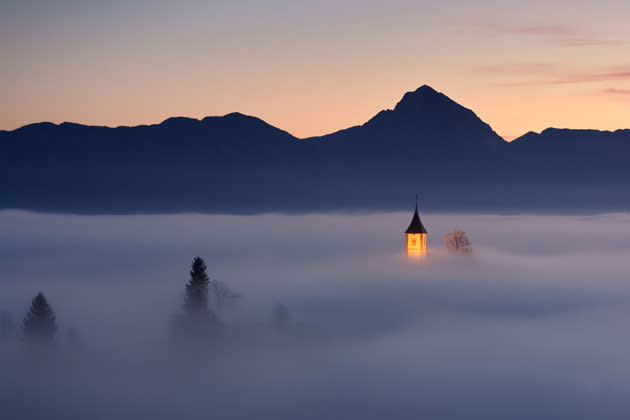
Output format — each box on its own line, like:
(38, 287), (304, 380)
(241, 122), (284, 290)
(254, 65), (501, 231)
(444, 229), (472, 253)
(208, 279), (240, 315)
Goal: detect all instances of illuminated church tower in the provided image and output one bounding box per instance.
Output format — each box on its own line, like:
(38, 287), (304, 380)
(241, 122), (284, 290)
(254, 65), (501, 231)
(405, 195), (428, 255)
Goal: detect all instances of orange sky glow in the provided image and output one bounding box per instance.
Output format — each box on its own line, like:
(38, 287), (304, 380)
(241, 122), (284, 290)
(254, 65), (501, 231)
(2, 1), (630, 140)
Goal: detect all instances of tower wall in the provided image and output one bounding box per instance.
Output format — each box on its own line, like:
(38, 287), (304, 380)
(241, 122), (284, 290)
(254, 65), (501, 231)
(406, 233), (427, 254)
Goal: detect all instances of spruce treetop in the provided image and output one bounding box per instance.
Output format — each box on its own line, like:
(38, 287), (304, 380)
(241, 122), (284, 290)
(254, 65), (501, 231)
(184, 257), (211, 315)
(188, 257), (210, 288)
(23, 292), (57, 343)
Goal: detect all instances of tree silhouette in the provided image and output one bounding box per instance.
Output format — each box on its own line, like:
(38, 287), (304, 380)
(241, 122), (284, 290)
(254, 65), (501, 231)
(208, 278), (240, 315)
(175, 257), (217, 340)
(23, 292), (57, 345)
(444, 229), (472, 253)
(184, 257), (211, 315)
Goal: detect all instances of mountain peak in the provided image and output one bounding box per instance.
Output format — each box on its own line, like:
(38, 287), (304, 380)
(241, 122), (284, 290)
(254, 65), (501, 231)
(416, 84), (438, 93)
(393, 85), (460, 114)
(352, 84), (506, 148)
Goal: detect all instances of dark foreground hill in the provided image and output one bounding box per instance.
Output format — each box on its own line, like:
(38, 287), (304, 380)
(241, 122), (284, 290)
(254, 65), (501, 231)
(1, 85), (629, 213)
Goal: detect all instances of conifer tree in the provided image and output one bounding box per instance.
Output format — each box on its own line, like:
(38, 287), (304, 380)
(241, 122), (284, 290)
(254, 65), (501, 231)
(23, 292), (57, 345)
(184, 257), (211, 316)
(176, 257), (216, 339)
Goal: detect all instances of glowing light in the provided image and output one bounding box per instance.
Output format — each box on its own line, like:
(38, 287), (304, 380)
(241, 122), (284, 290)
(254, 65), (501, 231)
(406, 233), (427, 256)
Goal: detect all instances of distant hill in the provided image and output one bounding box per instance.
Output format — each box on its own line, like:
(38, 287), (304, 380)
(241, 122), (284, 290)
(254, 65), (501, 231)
(1, 85), (629, 213)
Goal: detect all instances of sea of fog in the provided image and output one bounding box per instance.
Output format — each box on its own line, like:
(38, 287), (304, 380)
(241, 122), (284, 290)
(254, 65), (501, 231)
(1, 210), (630, 420)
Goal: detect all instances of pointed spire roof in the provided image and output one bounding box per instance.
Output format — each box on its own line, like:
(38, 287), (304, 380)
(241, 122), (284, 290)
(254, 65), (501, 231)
(405, 195), (427, 234)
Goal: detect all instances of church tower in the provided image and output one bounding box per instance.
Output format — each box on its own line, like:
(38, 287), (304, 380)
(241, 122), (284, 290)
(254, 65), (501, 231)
(405, 195), (427, 255)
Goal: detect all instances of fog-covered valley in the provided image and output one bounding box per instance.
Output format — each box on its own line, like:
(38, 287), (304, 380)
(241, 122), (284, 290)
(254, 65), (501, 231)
(1, 211), (630, 419)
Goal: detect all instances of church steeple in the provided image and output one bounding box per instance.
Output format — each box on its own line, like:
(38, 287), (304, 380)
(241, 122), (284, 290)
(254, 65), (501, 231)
(405, 195), (427, 234)
(405, 195), (427, 254)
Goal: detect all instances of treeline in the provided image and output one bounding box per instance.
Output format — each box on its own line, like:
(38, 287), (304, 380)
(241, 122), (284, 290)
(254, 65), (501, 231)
(0, 257), (290, 350)
(1, 237), (475, 350)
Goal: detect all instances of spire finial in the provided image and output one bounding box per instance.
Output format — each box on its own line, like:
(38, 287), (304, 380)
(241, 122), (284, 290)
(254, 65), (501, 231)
(415, 193), (418, 211)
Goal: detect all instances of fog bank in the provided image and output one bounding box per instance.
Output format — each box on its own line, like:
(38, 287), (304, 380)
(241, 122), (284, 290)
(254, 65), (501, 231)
(1, 211), (630, 419)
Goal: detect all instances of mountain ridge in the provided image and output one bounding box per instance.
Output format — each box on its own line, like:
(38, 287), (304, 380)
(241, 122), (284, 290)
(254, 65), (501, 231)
(1, 84), (629, 213)
(3, 85), (628, 145)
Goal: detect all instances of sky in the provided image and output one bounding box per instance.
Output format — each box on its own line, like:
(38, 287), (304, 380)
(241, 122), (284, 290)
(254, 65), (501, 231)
(2, 0), (630, 140)
(2, 210), (630, 419)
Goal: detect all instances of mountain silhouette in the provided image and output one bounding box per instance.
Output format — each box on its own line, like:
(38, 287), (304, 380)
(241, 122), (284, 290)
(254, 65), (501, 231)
(509, 128), (630, 185)
(364, 85), (504, 147)
(308, 85), (504, 150)
(1, 85), (628, 213)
